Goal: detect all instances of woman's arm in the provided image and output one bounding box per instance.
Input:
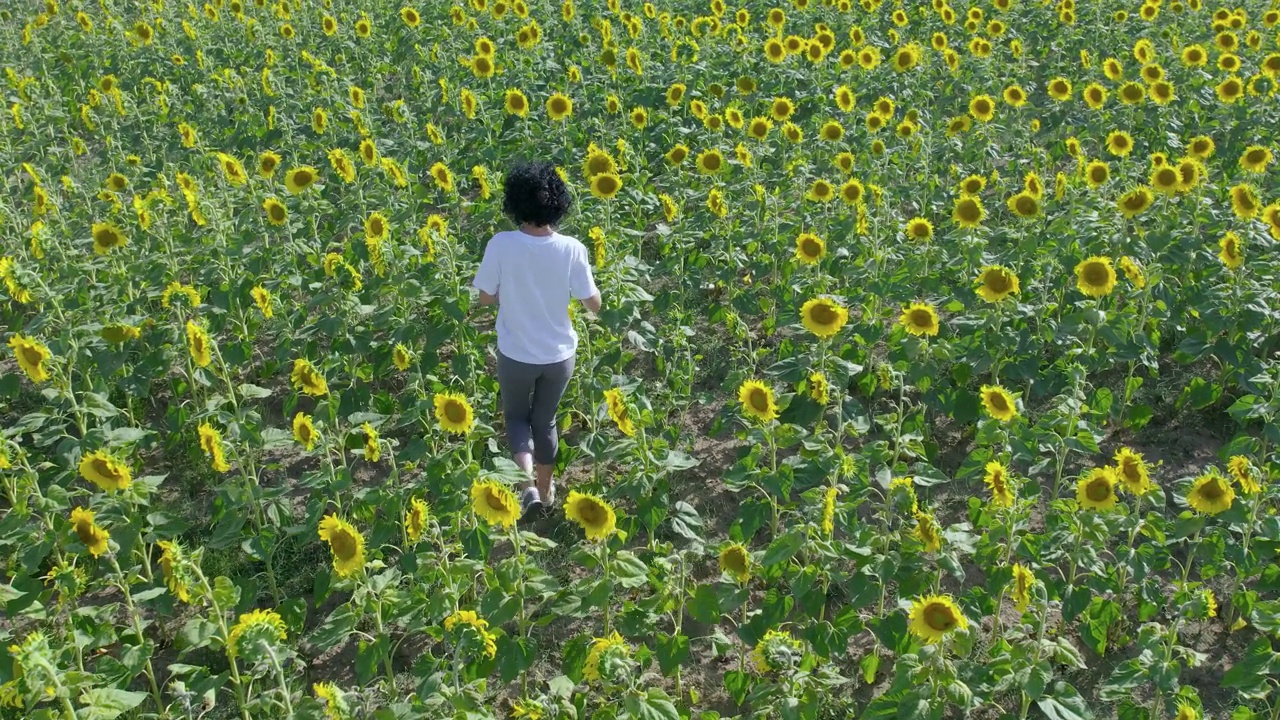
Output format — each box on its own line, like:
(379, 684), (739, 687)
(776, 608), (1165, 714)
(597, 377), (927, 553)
(579, 292), (602, 313)
(478, 290), (499, 306)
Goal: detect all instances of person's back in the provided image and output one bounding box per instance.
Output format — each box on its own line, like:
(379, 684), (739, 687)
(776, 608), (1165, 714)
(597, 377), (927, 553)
(477, 229), (594, 366)
(472, 161), (602, 520)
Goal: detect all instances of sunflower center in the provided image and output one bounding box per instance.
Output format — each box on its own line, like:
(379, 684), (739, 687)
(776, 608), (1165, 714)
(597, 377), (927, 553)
(551, 98), (568, 114)
(748, 388), (770, 412)
(986, 391), (1009, 411)
(75, 521), (97, 545)
(370, 218), (384, 235)
(911, 223), (929, 238)
(810, 302), (838, 325)
(577, 499), (605, 525)
(1083, 262), (1109, 286)
(295, 170), (313, 185)
(1246, 150), (1266, 165)
(485, 489), (508, 511)
(800, 237), (822, 257)
(270, 205), (286, 222)
(1016, 196), (1037, 215)
(18, 345), (45, 367)
(958, 201), (980, 221)
(1090, 168), (1106, 183)
(1124, 193), (1148, 211)
(909, 309), (933, 327)
(975, 100), (991, 114)
(923, 603), (958, 631)
(1156, 168), (1178, 186)
(1199, 478), (1225, 501)
(329, 529), (357, 560)
(703, 154), (722, 171)
(445, 401), (467, 424)
(1086, 478), (1112, 502)
(596, 176), (619, 194)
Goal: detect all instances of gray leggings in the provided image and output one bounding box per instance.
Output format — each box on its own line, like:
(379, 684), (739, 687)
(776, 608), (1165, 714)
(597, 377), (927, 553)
(496, 351), (575, 465)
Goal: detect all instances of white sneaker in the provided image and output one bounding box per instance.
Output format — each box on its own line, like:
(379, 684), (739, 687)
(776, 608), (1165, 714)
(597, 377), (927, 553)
(519, 487), (543, 520)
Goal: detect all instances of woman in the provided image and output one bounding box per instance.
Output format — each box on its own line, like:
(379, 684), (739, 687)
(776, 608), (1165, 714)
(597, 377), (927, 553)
(472, 162), (602, 519)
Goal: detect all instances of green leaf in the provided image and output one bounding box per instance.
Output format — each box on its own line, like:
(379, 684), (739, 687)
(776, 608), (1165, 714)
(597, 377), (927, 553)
(669, 501), (704, 543)
(498, 635), (537, 683)
(611, 550), (650, 589)
(860, 651), (880, 684)
(78, 689), (148, 720)
(724, 669), (750, 705)
(308, 606), (358, 653)
(761, 530), (805, 567)
(655, 633), (690, 675)
(688, 583), (722, 624)
(213, 575), (240, 611)
(624, 690), (682, 720)
(177, 618), (220, 652)
(355, 635), (389, 685)
(1222, 637), (1280, 698)
(1037, 682), (1094, 720)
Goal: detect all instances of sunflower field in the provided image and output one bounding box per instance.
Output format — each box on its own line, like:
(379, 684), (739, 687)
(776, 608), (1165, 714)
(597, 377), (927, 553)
(2, 0), (1280, 716)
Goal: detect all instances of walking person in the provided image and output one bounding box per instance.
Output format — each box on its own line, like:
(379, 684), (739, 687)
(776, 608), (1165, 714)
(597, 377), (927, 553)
(472, 161), (603, 519)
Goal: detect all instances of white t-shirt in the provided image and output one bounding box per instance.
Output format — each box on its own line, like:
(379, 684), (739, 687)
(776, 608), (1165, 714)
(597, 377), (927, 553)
(472, 229), (599, 365)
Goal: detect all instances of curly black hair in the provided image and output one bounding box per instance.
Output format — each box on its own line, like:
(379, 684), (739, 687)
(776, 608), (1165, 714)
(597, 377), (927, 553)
(502, 161), (572, 228)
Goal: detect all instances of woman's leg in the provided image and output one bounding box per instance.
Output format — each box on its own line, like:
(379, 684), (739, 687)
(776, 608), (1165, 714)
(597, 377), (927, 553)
(529, 355), (575, 500)
(496, 351), (538, 482)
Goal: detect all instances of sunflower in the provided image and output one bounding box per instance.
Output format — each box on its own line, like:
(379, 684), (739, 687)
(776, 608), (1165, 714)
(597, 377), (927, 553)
(422, 392), (475, 438)
(980, 384), (1018, 422)
(711, 542), (753, 584)
(91, 222), (127, 255)
(1007, 192), (1040, 218)
(403, 497), (430, 543)
(1076, 467), (1118, 510)
(256, 151), (282, 179)
(355, 16), (372, 36)
(317, 514), (365, 577)
(1218, 231), (1243, 269)
(1175, 704), (1200, 720)
(1229, 184), (1260, 219)
(958, 175), (985, 196)
(1216, 76), (1244, 103)
(589, 172), (623, 201)
(816, 120), (844, 142)
(834, 152), (855, 174)
(71, 507), (110, 557)
(1240, 145), (1273, 173)
(1149, 165), (1181, 195)
(284, 166), (318, 194)
(290, 358), (328, 397)
(1117, 187), (1154, 218)
(1228, 456), (1261, 495)
(1083, 160), (1110, 188)
(392, 343), (412, 372)
(543, 92), (574, 120)
(1187, 468), (1234, 515)
(1186, 135), (1215, 159)
(695, 148), (725, 174)
(807, 179), (834, 202)
(801, 297), (848, 338)
(738, 379), (778, 422)
(952, 196), (985, 228)
(905, 217), (933, 241)
(9, 333), (52, 383)
(292, 412), (318, 451)
(355, 139), (379, 168)
(865, 112), (886, 133)
(1074, 256), (1116, 298)
(1104, 131), (1134, 157)
(186, 320), (213, 368)
(503, 88), (530, 117)
(1010, 564), (1035, 612)
(985, 460), (1015, 507)
(858, 47), (880, 69)
(1047, 77), (1072, 101)
(794, 232), (826, 264)
(198, 422), (231, 473)
(227, 608), (287, 658)
(470, 480), (520, 528)
(101, 324), (140, 343)
(1081, 83), (1107, 110)
(79, 449), (132, 492)
(975, 265), (1019, 302)
(584, 632), (631, 684)
(840, 178), (865, 205)
(1118, 256), (1147, 289)
(262, 197), (288, 226)
(663, 143), (689, 167)
(900, 302), (940, 337)
(908, 595), (968, 642)
(1002, 84), (1027, 107)
(1117, 81), (1145, 105)
(400, 6), (421, 26)
(1113, 447), (1153, 495)
(564, 490), (617, 540)
(968, 94), (996, 122)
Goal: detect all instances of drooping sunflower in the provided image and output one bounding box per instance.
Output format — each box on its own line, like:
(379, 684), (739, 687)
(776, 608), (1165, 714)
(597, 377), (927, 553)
(1186, 468), (1234, 515)
(227, 608), (287, 659)
(290, 358), (328, 397)
(1076, 467), (1118, 510)
(292, 412), (318, 451)
(952, 196), (985, 228)
(71, 507), (110, 557)
(1074, 256), (1116, 298)
(800, 297), (849, 338)
(318, 514), (365, 577)
(328, 148), (356, 184)
(9, 334), (52, 383)
(738, 379), (778, 423)
(263, 197), (288, 226)
(414, 388), (465, 437)
(1228, 456), (1261, 495)
(1118, 256), (1147, 289)
(91, 222), (127, 255)
(584, 632), (631, 683)
(404, 497), (430, 543)
(984, 460), (1015, 507)
(980, 385), (1018, 422)
(719, 543), (751, 583)
(186, 320), (213, 368)
(1010, 564), (1035, 612)
(470, 480), (520, 528)
(1113, 447), (1153, 495)
(975, 265), (1019, 302)
(900, 302), (940, 337)
(1230, 184), (1261, 219)
(1117, 186), (1154, 218)
(79, 449), (132, 492)
(198, 422), (232, 473)
(564, 490), (617, 541)
(908, 595), (968, 642)
(1218, 231), (1243, 269)
(284, 166), (319, 194)
(794, 233), (826, 264)
(905, 217), (933, 241)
